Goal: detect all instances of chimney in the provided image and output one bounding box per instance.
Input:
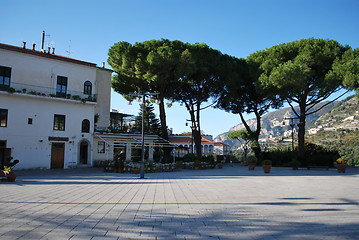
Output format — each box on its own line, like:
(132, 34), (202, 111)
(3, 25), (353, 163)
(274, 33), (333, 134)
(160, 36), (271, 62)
(22, 41), (26, 49)
(48, 47), (51, 54)
(41, 31), (45, 52)
(52, 48), (55, 54)
(32, 43), (36, 50)
(102, 62), (105, 68)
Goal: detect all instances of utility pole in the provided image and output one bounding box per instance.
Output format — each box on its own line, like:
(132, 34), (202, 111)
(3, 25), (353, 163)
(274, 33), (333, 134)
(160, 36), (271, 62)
(130, 92), (159, 179)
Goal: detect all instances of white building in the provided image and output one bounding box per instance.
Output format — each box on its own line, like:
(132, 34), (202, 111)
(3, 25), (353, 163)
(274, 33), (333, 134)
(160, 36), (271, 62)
(213, 142), (230, 155)
(0, 43), (112, 170)
(169, 135), (214, 158)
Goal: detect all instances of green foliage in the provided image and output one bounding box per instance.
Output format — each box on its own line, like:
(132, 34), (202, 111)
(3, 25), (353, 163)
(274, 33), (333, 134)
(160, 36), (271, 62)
(183, 153), (197, 163)
(228, 130), (252, 141)
(133, 100), (161, 135)
(262, 160), (272, 165)
(246, 155), (257, 164)
(249, 38), (351, 154)
(307, 128), (359, 166)
(193, 160), (201, 167)
(331, 48), (359, 92)
(175, 161), (183, 168)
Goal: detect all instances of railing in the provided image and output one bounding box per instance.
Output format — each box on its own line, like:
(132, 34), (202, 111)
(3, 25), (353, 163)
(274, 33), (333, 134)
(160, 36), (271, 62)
(1, 82), (97, 102)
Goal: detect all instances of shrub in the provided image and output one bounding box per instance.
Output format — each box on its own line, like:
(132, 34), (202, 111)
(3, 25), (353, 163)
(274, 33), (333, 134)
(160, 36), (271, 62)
(262, 159), (272, 165)
(247, 155), (257, 164)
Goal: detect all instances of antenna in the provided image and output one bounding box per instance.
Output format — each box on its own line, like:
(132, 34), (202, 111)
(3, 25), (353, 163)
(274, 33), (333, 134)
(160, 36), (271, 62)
(66, 40), (73, 56)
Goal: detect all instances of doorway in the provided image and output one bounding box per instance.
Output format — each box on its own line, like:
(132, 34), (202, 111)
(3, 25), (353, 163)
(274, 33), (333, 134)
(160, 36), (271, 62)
(51, 143), (65, 169)
(79, 140), (89, 165)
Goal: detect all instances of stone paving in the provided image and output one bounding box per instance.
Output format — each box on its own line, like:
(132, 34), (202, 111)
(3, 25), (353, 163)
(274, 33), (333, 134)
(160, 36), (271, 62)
(1, 166), (359, 240)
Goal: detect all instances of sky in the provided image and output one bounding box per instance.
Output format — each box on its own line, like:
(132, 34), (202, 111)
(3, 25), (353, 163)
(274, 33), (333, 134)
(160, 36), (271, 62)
(1, 0), (358, 137)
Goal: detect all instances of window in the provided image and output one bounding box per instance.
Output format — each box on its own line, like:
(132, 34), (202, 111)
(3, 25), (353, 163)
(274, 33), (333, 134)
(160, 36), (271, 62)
(84, 81), (92, 95)
(28, 118), (33, 125)
(81, 119), (90, 133)
(53, 114), (65, 131)
(56, 76), (67, 97)
(0, 109), (8, 127)
(0, 66), (11, 90)
(97, 141), (105, 153)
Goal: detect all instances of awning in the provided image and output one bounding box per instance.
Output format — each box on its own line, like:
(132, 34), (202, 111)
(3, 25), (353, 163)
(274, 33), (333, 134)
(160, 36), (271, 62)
(94, 133), (175, 148)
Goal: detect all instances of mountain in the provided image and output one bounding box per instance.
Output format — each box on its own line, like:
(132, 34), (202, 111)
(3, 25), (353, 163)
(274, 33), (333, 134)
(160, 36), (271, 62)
(214, 101), (337, 150)
(309, 95), (359, 132)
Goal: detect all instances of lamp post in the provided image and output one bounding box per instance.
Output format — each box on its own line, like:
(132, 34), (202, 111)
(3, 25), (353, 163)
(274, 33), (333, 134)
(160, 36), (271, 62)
(130, 91), (159, 179)
(185, 119), (194, 154)
(283, 117), (298, 151)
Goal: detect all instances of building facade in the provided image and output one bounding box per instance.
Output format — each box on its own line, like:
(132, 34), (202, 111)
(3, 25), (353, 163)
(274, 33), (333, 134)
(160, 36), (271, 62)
(169, 135), (215, 158)
(0, 43), (111, 170)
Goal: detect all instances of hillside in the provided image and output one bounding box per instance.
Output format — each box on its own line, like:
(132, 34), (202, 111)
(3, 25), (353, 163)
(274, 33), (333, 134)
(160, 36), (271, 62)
(214, 101), (337, 150)
(307, 96), (359, 164)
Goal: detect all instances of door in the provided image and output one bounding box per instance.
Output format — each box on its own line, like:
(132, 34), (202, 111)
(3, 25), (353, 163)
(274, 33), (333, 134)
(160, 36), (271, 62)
(51, 143), (65, 169)
(79, 141), (88, 164)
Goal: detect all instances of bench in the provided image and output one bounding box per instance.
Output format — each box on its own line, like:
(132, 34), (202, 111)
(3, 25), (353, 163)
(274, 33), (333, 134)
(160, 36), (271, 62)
(307, 166), (329, 170)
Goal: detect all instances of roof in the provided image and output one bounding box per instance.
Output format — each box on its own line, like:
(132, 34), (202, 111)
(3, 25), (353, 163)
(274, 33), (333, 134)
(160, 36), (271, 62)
(169, 135), (214, 144)
(0, 42), (100, 68)
(214, 142), (229, 146)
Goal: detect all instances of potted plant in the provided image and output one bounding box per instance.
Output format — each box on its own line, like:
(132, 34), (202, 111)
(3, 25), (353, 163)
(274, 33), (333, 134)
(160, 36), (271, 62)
(289, 159), (301, 170)
(113, 159), (124, 173)
(262, 159), (272, 173)
(193, 160), (201, 170)
(3, 166), (16, 182)
(101, 160), (112, 172)
(335, 157), (347, 173)
(175, 161), (183, 171)
(247, 156), (257, 170)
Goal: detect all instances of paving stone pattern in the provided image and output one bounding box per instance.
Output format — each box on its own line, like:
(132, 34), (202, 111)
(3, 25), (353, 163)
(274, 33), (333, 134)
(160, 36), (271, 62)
(1, 166), (359, 240)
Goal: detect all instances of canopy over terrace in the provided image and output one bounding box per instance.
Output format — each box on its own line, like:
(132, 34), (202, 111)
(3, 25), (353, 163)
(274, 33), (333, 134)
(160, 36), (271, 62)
(94, 133), (175, 161)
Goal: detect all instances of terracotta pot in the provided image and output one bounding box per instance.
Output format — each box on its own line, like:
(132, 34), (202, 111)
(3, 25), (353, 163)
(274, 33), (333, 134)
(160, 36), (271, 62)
(248, 163), (256, 170)
(7, 172), (16, 182)
(336, 164), (347, 173)
(263, 165), (271, 173)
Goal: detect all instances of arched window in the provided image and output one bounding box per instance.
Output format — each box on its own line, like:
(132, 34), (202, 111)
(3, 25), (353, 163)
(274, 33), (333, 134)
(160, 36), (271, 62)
(84, 81), (92, 95)
(81, 119), (90, 133)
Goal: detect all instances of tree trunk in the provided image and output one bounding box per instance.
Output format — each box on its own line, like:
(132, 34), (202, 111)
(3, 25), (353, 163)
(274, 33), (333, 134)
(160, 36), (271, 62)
(238, 112), (262, 160)
(297, 103), (307, 157)
(158, 96), (168, 140)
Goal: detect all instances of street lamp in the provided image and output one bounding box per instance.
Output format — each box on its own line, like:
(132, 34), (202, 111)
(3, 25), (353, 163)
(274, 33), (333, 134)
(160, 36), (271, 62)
(185, 119), (194, 154)
(283, 117), (298, 151)
(130, 91), (159, 179)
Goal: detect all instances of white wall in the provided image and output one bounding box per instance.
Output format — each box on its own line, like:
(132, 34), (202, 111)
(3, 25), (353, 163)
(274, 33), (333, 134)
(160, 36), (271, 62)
(0, 48), (97, 95)
(0, 89), (95, 169)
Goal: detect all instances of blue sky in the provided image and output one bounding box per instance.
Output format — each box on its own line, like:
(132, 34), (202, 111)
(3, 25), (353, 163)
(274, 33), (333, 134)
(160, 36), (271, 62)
(2, 0), (358, 137)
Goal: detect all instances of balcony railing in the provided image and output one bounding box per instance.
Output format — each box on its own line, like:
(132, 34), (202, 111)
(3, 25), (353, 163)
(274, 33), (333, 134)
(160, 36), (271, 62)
(1, 82), (97, 102)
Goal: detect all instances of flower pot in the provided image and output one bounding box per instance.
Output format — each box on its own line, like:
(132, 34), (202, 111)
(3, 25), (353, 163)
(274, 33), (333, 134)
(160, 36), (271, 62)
(248, 163), (256, 170)
(7, 172), (16, 182)
(336, 164), (347, 173)
(133, 168), (140, 174)
(263, 165), (272, 173)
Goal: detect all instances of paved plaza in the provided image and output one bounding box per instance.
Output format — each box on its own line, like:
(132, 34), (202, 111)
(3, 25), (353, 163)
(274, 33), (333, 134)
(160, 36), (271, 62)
(1, 165), (359, 240)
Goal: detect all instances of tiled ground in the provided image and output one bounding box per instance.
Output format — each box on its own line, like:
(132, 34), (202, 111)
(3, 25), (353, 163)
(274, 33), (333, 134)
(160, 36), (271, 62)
(1, 166), (359, 239)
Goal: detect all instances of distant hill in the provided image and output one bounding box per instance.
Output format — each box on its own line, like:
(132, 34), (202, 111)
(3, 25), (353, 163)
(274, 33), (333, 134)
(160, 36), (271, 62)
(214, 101), (337, 150)
(310, 95), (359, 131)
(307, 95), (359, 165)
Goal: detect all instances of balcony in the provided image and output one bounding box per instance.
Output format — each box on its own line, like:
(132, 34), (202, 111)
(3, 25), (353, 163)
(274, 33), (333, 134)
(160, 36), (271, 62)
(1, 82), (97, 103)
